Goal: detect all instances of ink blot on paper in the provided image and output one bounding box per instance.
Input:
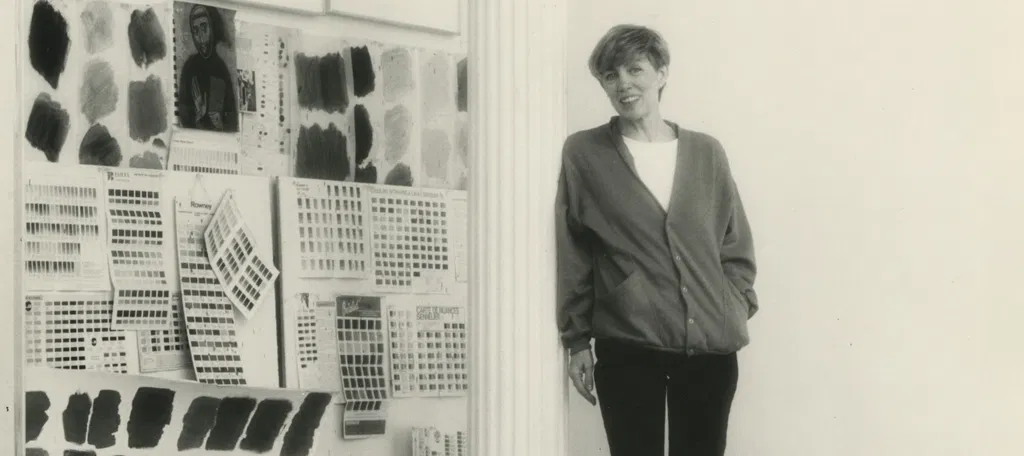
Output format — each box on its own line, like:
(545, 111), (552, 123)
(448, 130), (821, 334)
(86, 390), (121, 449)
(384, 105), (412, 161)
(385, 162), (414, 187)
(128, 8), (168, 68)
(79, 123), (122, 167)
(81, 1), (114, 54)
(128, 76), (168, 142)
(129, 151), (164, 169)
(126, 387), (175, 449)
(356, 163), (378, 184)
(25, 449), (48, 456)
(205, 396), (257, 451)
(28, 1), (71, 89)
(382, 47), (414, 103)
(295, 53), (348, 114)
(295, 123), (350, 181)
(25, 93), (70, 162)
(62, 451), (95, 456)
(354, 104), (373, 164)
(422, 129), (451, 179)
(79, 59), (118, 123)
(25, 391), (50, 442)
(239, 399), (293, 453)
(457, 57), (468, 112)
(350, 46), (376, 97)
(177, 396), (221, 451)
(280, 393), (332, 456)
(62, 392), (91, 445)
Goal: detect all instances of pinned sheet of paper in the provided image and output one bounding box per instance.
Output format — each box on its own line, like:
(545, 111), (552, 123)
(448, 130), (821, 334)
(368, 186), (453, 293)
(412, 427), (468, 456)
(295, 293), (343, 392)
(337, 295), (390, 439)
(279, 178), (370, 279)
(137, 292), (190, 373)
(104, 169), (173, 330)
(167, 128), (242, 175)
(388, 301), (468, 398)
(22, 163), (111, 292)
(204, 190), (279, 319)
(23, 291), (134, 374)
(175, 196), (247, 386)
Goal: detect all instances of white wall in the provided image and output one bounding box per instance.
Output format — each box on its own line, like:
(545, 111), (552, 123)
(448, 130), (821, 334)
(567, 1), (1024, 455)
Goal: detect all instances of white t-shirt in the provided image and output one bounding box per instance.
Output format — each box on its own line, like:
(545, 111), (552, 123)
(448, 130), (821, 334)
(622, 135), (678, 210)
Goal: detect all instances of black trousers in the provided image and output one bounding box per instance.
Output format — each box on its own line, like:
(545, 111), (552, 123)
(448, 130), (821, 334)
(594, 338), (739, 456)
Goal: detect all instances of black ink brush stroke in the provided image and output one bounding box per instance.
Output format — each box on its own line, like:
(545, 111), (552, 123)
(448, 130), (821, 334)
(128, 7), (167, 68)
(25, 93), (70, 162)
(205, 396), (257, 451)
(126, 387), (175, 449)
(294, 53), (348, 114)
(79, 123), (122, 167)
(354, 104), (373, 165)
(28, 0), (71, 89)
(239, 399), (293, 453)
(279, 393), (332, 456)
(62, 392), (91, 445)
(86, 390), (121, 449)
(176, 396), (221, 451)
(385, 162), (414, 187)
(350, 46), (375, 97)
(25, 391), (50, 443)
(295, 123), (350, 182)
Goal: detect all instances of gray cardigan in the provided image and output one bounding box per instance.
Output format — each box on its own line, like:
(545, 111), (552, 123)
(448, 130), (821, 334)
(555, 117), (759, 355)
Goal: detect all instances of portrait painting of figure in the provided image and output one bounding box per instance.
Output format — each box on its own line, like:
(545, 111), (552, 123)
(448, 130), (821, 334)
(174, 2), (239, 132)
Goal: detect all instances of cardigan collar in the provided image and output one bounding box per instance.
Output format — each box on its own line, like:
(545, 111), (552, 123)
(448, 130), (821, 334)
(605, 116), (690, 218)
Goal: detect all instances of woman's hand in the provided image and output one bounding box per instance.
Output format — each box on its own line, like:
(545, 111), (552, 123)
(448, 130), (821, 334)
(568, 348), (597, 405)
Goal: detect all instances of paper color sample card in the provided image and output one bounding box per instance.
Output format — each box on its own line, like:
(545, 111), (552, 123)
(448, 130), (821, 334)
(368, 186), (453, 293)
(236, 21), (294, 177)
(412, 427), (468, 456)
(137, 293), (190, 373)
(337, 295), (389, 439)
(176, 198), (247, 385)
(104, 169), (174, 330)
(448, 191), (468, 283)
(23, 292), (133, 374)
(280, 178), (371, 278)
(388, 303), (468, 398)
(204, 190), (279, 319)
(22, 164), (111, 292)
(295, 293), (343, 392)
(167, 129), (242, 175)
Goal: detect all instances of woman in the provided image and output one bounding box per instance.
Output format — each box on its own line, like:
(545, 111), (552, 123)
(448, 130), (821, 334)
(555, 24), (759, 456)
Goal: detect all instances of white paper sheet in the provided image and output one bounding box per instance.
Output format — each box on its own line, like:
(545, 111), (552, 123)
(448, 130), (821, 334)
(448, 190), (468, 283)
(388, 301), (468, 398)
(22, 163), (111, 291)
(337, 295), (390, 439)
(167, 128), (242, 175)
(136, 292), (190, 373)
(23, 291), (135, 374)
(104, 168), (174, 330)
(368, 186), (453, 293)
(204, 190), (279, 318)
(175, 197), (247, 386)
(236, 21), (294, 177)
(295, 293), (343, 392)
(412, 427), (469, 456)
(280, 178), (371, 278)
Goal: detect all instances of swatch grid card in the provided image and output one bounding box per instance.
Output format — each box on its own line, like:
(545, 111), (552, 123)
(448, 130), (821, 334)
(167, 129), (242, 175)
(204, 190), (279, 319)
(281, 178), (371, 278)
(295, 294), (343, 392)
(236, 21), (294, 177)
(388, 303), (468, 398)
(22, 164), (111, 292)
(23, 292), (133, 374)
(175, 198), (247, 385)
(104, 169), (173, 330)
(412, 427), (468, 456)
(337, 295), (390, 439)
(368, 186), (453, 293)
(137, 292), (190, 373)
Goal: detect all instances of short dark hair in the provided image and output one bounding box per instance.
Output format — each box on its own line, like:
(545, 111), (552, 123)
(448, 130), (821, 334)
(189, 4), (231, 48)
(588, 25), (670, 97)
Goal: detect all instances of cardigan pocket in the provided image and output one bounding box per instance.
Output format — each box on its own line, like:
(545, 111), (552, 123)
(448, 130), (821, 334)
(592, 270), (650, 341)
(706, 279), (751, 353)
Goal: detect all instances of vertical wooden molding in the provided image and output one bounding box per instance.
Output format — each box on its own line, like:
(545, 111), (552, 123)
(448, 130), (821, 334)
(5, 0), (24, 455)
(467, 0), (569, 455)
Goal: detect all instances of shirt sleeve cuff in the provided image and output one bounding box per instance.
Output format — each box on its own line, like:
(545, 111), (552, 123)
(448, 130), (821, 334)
(566, 338), (592, 354)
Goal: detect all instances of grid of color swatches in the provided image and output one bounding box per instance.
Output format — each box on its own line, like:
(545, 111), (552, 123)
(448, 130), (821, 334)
(105, 170), (173, 330)
(22, 167), (110, 291)
(281, 178), (370, 279)
(388, 304), (468, 398)
(23, 292), (130, 374)
(368, 187), (452, 293)
(412, 427), (468, 456)
(296, 295), (342, 392)
(205, 190), (279, 319)
(137, 293), (190, 373)
(337, 295), (390, 439)
(176, 199), (247, 385)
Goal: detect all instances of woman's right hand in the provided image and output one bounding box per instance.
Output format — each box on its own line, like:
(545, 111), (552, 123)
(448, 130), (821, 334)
(568, 349), (597, 405)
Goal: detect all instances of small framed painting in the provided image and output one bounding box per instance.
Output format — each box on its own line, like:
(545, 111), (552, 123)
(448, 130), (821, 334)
(328, 0), (461, 35)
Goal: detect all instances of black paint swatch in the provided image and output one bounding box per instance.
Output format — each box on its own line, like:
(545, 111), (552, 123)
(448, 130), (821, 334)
(86, 390), (121, 449)
(205, 397), (257, 451)
(128, 76), (168, 142)
(25, 448), (48, 456)
(239, 399), (293, 453)
(62, 392), (91, 445)
(350, 46), (375, 97)
(295, 123), (350, 182)
(127, 8), (166, 68)
(385, 162), (414, 187)
(457, 57), (468, 112)
(295, 53), (348, 114)
(355, 164), (377, 184)
(279, 393), (332, 456)
(28, 1), (71, 89)
(62, 451), (96, 456)
(25, 93), (70, 162)
(354, 104), (373, 164)
(127, 387), (175, 449)
(128, 151), (163, 169)
(177, 396), (221, 451)
(25, 391), (50, 443)
(79, 124), (122, 167)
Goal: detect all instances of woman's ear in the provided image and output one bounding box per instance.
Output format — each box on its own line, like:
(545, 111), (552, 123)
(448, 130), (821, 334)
(658, 65), (670, 88)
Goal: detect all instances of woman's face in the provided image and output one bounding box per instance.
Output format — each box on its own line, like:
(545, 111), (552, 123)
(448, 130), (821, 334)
(598, 54), (667, 121)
